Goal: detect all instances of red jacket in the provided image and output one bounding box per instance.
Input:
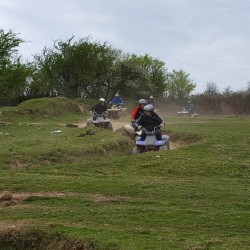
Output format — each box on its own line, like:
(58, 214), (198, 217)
(131, 106), (144, 121)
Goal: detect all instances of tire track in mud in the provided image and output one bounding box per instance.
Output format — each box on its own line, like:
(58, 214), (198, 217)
(77, 120), (127, 131)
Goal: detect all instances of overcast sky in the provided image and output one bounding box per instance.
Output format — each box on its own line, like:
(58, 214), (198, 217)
(1, 0), (250, 93)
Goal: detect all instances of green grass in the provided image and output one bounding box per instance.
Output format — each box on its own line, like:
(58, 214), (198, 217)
(0, 122), (132, 168)
(0, 101), (249, 249)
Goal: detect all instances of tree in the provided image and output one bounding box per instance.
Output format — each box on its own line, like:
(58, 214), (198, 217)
(223, 86), (233, 96)
(247, 81), (250, 93)
(0, 29), (32, 104)
(31, 37), (120, 99)
(130, 54), (167, 96)
(31, 37), (152, 100)
(0, 29), (23, 64)
(204, 81), (219, 97)
(165, 69), (196, 100)
(106, 58), (149, 99)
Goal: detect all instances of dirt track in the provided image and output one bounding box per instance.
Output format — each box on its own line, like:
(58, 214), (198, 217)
(77, 119), (181, 149)
(77, 120), (127, 131)
(30, 119), (181, 149)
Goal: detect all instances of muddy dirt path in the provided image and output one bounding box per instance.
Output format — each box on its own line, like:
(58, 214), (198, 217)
(77, 120), (128, 131)
(77, 120), (181, 149)
(29, 119), (182, 150)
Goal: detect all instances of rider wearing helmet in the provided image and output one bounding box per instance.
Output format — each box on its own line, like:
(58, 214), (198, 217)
(131, 99), (147, 126)
(109, 93), (124, 107)
(135, 104), (164, 141)
(147, 95), (155, 108)
(186, 100), (194, 116)
(92, 98), (108, 120)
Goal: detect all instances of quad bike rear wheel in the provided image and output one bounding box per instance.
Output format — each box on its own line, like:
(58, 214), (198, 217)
(166, 140), (170, 150)
(86, 120), (95, 128)
(159, 141), (170, 151)
(117, 111), (122, 118)
(122, 109), (128, 116)
(159, 145), (168, 151)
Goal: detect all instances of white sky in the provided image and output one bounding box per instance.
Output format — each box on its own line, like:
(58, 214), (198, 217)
(1, 0), (250, 93)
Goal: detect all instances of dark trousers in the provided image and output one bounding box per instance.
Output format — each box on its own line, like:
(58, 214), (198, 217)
(140, 128), (162, 141)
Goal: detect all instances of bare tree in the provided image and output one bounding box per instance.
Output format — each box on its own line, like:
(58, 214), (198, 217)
(247, 81), (250, 93)
(223, 86), (233, 96)
(204, 81), (219, 97)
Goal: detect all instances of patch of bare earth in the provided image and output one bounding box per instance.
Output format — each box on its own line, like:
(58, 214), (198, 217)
(170, 141), (182, 149)
(8, 160), (31, 169)
(0, 220), (34, 233)
(0, 191), (130, 207)
(0, 193), (18, 207)
(77, 120), (127, 131)
(0, 191), (130, 236)
(89, 193), (128, 202)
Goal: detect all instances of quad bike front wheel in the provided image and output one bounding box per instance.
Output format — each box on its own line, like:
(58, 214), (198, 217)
(132, 147), (142, 155)
(107, 122), (113, 131)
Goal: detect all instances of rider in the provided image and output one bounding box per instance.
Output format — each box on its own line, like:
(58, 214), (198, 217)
(186, 100), (194, 116)
(92, 98), (108, 120)
(134, 104), (164, 141)
(147, 95), (155, 108)
(109, 93), (124, 107)
(131, 99), (147, 127)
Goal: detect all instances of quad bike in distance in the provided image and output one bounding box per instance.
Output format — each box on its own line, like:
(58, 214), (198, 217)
(177, 108), (189, 116)
(107, 105), (127, 119)
(132, 127), (170, 155)
(177, 108), (199, 117)
(86, 112), (113, 131)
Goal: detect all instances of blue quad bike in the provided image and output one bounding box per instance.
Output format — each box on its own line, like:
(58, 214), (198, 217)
(132, 128), (170, 155)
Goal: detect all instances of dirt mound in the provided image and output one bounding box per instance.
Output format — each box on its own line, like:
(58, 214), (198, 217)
(0, 191), (129, 249)
(0, 228), (98, 250)
(16, 97), (82, 116)
(0, 192), (17, 207)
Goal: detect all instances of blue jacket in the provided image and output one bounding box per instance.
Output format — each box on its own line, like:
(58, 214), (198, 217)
(110, 97), (124, 105)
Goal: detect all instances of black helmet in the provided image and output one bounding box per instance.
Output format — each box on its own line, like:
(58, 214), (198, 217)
(144, 104), (154, 112)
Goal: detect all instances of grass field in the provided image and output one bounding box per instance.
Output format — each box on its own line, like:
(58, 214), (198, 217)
(0, 99), (249, 249)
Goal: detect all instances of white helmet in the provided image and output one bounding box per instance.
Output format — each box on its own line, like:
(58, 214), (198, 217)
(115, 93), (119, 97)
(149, 96), (153, 99)
(99, 98), (105, 102)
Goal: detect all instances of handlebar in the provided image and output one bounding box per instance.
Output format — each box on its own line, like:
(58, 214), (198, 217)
(134, 124), (163, 132)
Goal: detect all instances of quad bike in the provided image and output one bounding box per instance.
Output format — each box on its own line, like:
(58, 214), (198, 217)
(177, 108), (199, 117)
(86, 112), (113, 131)
(132, 127), (170, 155)
(177, 108), (189, 116)
(107, 105), (127, 119)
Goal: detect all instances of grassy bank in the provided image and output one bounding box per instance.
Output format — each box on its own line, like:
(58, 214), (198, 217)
(0, 99), (249, 249)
